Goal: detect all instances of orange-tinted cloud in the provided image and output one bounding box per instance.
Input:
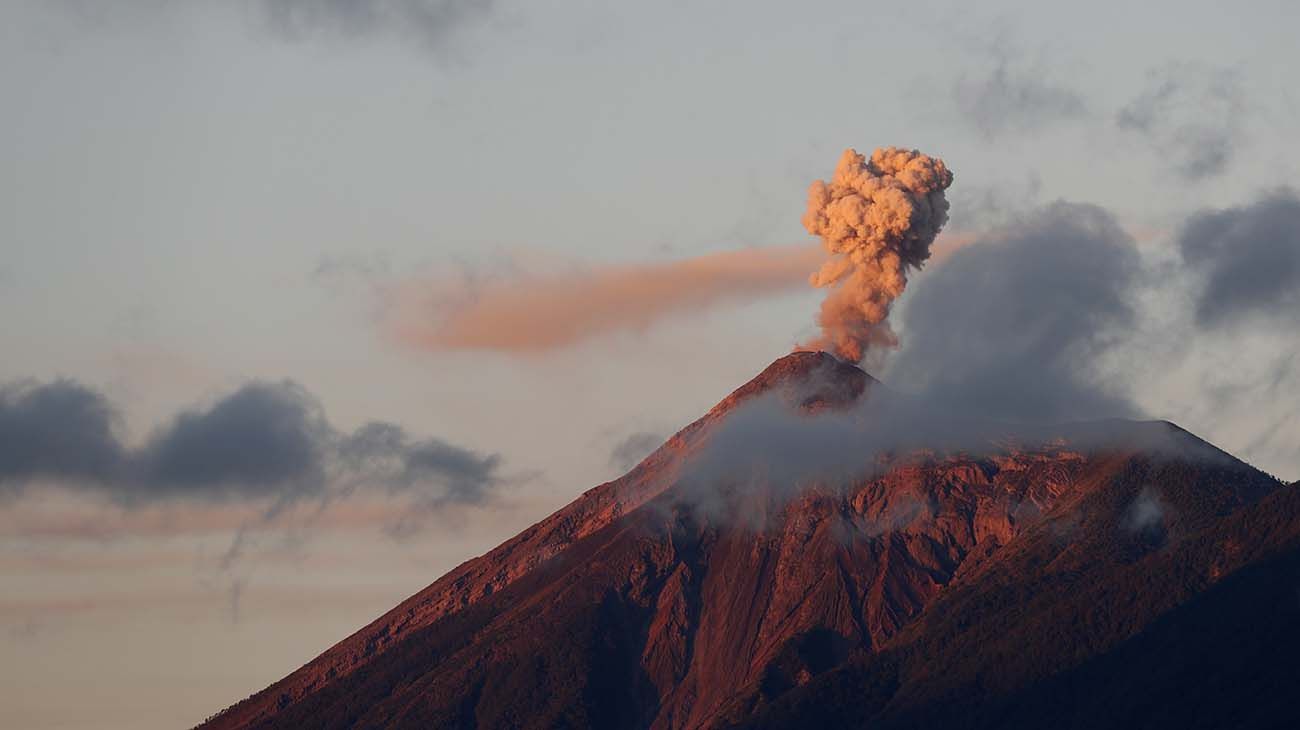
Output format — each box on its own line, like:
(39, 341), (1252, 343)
(386, 236), (975, 355)
(800, 147), (955, 361)
(387, 245), (823, 352)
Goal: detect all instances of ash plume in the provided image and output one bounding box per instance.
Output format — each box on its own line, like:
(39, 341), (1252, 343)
(800, 147), (954, 361)
(388, 245), (822, 353)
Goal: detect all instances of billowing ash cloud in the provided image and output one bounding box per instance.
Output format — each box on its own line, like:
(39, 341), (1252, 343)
(800, 148), (954, 362)
(1117, 63), (1245, 180)
(1178, 189), (1300, 327)
(886, 203), (1141, 423)
(261, 0), (493, 48)
(0, 379), (503, 506)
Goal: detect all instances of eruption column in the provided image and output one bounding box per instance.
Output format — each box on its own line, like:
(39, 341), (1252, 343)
(801, 147), (954, 361)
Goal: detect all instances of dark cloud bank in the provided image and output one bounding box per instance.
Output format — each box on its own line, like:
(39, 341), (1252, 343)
(0, 378), (503, 507)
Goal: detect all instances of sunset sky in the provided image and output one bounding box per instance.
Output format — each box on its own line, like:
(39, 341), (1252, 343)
(3, 1), (1299, 728)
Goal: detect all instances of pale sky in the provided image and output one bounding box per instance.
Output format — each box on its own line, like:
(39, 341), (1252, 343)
(3, 1), (1299, 728)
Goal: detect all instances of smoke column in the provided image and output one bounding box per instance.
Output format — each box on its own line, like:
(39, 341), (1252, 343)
(801, 147), (954, 361)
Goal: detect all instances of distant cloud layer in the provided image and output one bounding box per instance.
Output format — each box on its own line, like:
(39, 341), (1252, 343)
(1117, 63), (1245, 180)
(0, 379), (503, 507)
(1178, 189), (1300, 326)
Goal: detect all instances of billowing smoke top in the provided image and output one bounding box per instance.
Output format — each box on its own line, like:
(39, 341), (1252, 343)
(801, 147), (954, 361)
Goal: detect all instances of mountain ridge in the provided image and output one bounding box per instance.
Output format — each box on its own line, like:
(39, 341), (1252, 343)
(199, 352), (1289, 730)
(199, 351), (865, 727)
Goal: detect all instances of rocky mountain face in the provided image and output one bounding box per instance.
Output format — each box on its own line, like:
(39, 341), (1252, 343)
(199, 353), (1295, 730)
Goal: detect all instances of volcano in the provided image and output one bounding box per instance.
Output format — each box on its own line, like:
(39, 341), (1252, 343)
(199, 353), (1300, 730)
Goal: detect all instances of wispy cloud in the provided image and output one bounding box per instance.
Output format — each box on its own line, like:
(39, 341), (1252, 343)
(950, 35), (1087, 140)
(608, 431), (664, 473)
(258, 0), (494, 49)
(1117, 62), (1246, 180)
(35, 1), (496, 54)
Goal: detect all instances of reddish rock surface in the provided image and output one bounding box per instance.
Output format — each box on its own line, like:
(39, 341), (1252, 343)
(198, 352), (1293, 730)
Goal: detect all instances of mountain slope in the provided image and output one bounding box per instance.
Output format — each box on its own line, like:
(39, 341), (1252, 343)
(199, 353), (1289, 730)
(731, 472), (1300, 729)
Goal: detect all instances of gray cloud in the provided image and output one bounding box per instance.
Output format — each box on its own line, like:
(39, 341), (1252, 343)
(608, 431), (664, 473)
(952, 46), (1087, 140)
(676, 380), (1219, 528)
(889, 191), (1297, 478)
(0, 380), (127, 490)
(1117, 63), (1245, 180)
(312, 251), (395, 292)
(1163, 191), (1300, 479)
(948, 172), (1045, 233)
(1123, 486), (1168, 534)
(136, 381), (331, 500)
(1178, 189), (1300, 327)
(0, 379), (505, 507)
(886, 202), (1142, 423)
(338, 421), (501, 505)
(260, 0), (493, 48)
